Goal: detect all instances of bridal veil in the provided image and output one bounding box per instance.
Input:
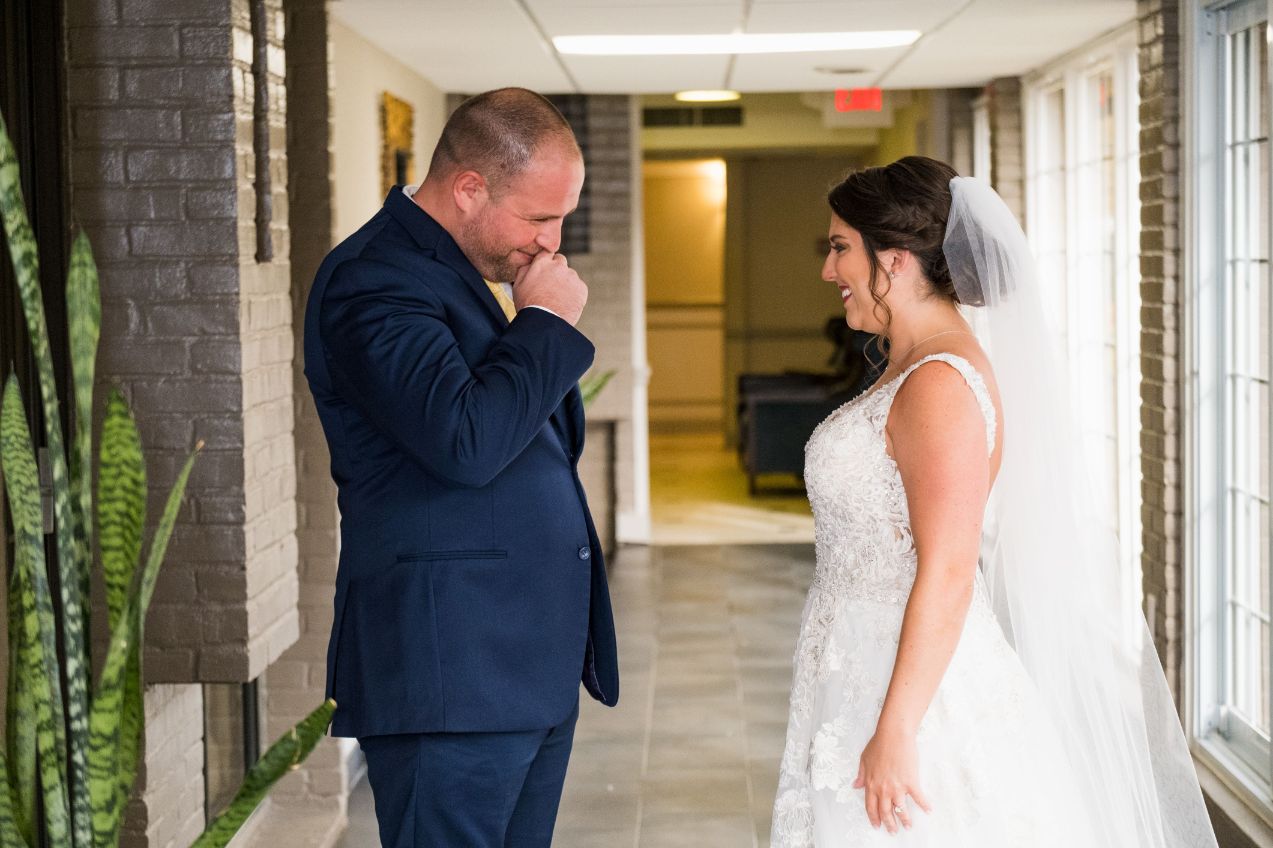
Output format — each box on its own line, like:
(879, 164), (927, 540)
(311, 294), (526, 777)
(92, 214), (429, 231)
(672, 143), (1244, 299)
(944, 176), (1217, 848)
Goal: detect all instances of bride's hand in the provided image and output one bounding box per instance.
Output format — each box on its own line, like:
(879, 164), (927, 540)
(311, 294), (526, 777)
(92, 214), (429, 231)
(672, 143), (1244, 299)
(853, 724), (932, 834)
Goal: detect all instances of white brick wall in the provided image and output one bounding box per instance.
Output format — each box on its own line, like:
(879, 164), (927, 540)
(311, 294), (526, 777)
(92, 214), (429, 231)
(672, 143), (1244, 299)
(571, 95), (650, 541)
(257, 0), (355, 823)
(120, 684), (206, 848)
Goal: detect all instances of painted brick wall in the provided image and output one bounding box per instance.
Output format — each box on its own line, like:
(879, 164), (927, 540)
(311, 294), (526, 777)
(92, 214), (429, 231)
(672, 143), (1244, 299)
(232, 0), (301, 683)
(66, 0), (301, 843)
(1137, 0), (1184, 699)
(119, 684), (205, 848)
(571, 95), (644, 538)
(259, 0), (356, 820)
(66, 0), (298, 685)
(986, 76), (1026, 226)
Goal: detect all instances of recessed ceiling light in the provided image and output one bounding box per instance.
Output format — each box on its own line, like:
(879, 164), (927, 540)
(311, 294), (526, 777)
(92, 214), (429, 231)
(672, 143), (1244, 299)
(553, 31), (920, 56)
(814, 66), (871, 75)
(674, 90), (742, 103)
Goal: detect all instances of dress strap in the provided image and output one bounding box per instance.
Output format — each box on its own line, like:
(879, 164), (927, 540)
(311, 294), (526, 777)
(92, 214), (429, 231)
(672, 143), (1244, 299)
(896, 353), (997, 455)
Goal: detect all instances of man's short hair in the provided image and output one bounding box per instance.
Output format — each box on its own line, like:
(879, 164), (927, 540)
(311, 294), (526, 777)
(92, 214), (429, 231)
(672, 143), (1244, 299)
(427, 88), (581, 194)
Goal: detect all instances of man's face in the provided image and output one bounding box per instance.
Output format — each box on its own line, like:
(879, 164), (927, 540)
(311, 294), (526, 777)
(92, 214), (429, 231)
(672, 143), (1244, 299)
(457, 148), (584, 283)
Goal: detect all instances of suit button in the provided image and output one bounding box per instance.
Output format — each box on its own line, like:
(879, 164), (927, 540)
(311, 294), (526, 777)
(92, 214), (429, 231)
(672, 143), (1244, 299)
(578, 546), (591, 561)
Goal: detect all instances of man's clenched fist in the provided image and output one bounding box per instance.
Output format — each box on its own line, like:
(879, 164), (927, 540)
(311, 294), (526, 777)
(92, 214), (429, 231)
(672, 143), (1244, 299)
(513, 251), (588, 326)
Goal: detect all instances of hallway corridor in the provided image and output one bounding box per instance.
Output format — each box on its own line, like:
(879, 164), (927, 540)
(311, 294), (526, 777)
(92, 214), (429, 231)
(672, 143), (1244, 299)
(341, 427), (817, 847)
(341, 542), (814, 847)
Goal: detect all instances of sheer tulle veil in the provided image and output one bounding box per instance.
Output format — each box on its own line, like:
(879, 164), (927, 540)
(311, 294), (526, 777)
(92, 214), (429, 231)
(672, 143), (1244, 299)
(943, 176), (1217, 847)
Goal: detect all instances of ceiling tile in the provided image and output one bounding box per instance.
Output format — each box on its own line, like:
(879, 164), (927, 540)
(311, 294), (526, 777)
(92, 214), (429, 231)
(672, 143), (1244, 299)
(332, 3), (575, 93)
(563, 54), (733, 93)
(745, 1), (953, 33)
(728, 48), (898, 91)
(535, 4), (746, 36)
(331, 0), (1139, 95)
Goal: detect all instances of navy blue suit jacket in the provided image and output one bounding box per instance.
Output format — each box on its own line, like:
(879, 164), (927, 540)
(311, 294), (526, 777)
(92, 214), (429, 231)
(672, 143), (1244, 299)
(303, 188), (619, 738)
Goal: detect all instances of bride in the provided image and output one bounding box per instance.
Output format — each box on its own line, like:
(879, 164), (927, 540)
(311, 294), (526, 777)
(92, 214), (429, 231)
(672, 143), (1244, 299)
(770, 156), (1218, 847)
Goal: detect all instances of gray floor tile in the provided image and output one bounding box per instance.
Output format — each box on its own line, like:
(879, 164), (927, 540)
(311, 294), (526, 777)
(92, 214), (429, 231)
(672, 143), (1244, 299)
(342, 543), (814, 847)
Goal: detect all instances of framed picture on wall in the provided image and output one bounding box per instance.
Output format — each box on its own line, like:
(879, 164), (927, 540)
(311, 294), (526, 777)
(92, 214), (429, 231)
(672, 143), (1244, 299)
(381, 91), (415, 194)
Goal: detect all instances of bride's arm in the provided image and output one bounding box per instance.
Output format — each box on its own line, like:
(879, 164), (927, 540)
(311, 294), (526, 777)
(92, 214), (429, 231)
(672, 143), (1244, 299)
(855, 361), (990, 833)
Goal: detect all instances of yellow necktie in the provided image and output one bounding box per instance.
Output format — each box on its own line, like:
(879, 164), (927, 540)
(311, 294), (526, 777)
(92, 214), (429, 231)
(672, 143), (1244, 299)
(484, 280), (517, 321)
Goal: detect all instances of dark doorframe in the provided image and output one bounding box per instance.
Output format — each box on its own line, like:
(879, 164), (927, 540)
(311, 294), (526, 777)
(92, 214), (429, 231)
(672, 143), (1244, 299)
(2, 0), (73, 423)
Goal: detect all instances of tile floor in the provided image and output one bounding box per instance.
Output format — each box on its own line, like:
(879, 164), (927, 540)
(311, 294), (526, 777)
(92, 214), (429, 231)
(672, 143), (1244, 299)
(649, 432), (814, 547)
(341, 433), (816, 847)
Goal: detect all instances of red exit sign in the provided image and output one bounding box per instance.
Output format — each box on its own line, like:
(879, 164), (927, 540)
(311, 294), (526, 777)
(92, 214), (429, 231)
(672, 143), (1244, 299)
(835, 88), (883, 112)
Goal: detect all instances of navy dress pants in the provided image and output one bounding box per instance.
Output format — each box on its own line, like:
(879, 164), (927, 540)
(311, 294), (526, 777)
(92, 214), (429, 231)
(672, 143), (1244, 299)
(358, 698), (579, 847)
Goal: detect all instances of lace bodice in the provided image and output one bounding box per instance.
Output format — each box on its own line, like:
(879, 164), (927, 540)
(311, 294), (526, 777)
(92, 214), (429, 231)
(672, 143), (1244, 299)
(803, 353), (997, 606)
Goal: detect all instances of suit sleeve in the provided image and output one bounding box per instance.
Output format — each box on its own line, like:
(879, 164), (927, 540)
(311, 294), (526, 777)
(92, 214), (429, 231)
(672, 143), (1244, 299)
(318, 258), (595, 487)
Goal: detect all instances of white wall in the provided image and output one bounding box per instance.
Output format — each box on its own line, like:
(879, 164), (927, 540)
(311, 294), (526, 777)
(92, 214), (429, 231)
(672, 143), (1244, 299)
(330, 21), (448, 240)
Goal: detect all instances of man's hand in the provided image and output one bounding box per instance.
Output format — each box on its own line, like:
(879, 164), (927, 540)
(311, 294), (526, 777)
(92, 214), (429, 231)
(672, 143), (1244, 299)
(513, 251), (588, 326)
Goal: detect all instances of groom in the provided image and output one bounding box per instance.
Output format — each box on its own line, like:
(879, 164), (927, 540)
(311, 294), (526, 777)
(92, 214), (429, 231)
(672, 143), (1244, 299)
(302, 88), (619, 846)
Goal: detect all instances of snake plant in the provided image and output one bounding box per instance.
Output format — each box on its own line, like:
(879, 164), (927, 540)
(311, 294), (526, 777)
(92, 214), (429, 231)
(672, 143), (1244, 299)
(0, 108), (334, 847)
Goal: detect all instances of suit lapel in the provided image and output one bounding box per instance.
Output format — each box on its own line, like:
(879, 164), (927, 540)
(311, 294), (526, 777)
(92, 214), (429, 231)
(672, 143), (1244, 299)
(383, 185), (508, 330)
(436, 241), (509, 330)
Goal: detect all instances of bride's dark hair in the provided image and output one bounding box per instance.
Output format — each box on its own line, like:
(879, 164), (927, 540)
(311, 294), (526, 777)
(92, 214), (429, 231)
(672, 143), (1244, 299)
(827, 156), (961, 333)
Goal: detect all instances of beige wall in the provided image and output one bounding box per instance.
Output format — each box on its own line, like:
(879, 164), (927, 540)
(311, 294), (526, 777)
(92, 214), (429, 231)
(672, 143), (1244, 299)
(330, 21), (448, 240)
(871, 89), (933, 166)
(644, 159), (727, 428)
(645, 160), (725, 304)
(723, 154), (860, 440)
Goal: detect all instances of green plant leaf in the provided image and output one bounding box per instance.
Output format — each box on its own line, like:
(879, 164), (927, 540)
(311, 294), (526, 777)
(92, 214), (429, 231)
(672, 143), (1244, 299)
(95, 389), (148, 840)
(138, 443), (200, 613)
(191, 700), (337, 848)
(5, 565), (35, 845)
(88, 442), (200, 847)
(97, 390), (145, 633)
(0, 110), (92, 848)
(1, 378), (71, 844)
(67, 227), (100, 664)
(86, 599), (130, 847)
(580, 368), (616, 409)
(113, 618), (142, 848)
(0, 747), (32, 848)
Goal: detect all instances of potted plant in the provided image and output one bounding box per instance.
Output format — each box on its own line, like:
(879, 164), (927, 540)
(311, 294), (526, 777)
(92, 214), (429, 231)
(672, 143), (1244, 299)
(0, 110), (333, 848)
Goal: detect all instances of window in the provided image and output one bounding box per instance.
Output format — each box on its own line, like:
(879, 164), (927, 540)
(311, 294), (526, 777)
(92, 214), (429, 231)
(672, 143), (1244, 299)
(1025, 28), (1144, 626)
(203, 681), (261, 821)
(1190, 0), (1272, 811)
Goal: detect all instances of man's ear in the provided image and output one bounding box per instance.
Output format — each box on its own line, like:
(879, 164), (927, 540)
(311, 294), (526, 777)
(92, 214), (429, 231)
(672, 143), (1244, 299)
(452, 169), (488, 215)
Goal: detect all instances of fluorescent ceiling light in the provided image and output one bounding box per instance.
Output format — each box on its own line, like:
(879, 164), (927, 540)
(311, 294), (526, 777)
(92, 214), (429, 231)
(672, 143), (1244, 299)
(554, 31), (920, 56)
(675, 89), (741, 102)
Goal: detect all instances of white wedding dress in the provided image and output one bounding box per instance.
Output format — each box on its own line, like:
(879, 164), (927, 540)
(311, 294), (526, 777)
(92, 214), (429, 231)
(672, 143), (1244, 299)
(771, 352), (1099, 847)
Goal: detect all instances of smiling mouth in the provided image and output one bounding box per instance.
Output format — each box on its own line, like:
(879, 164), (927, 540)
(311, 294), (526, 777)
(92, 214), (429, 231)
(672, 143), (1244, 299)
(839, 288), (852, 301)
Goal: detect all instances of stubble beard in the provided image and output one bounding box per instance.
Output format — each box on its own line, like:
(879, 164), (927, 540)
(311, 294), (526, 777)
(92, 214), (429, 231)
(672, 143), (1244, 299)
(458, 214), (519, 283)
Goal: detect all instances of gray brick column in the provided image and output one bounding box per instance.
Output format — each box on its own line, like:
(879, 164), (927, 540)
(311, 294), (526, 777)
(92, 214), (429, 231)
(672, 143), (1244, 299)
(572, 95), (644, 544)
(66, 0), (300, 843)
(1137, 0), (1184, 700)
(259, 0), (354, 821)
(68, 0), (298, 683)
(986, 77), (1026, 226)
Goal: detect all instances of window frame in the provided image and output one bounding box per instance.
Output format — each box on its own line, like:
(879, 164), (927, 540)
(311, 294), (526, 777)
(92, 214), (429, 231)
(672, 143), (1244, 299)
(1022, 24), (1144, 627)
(1186, 0), (1273, 826)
